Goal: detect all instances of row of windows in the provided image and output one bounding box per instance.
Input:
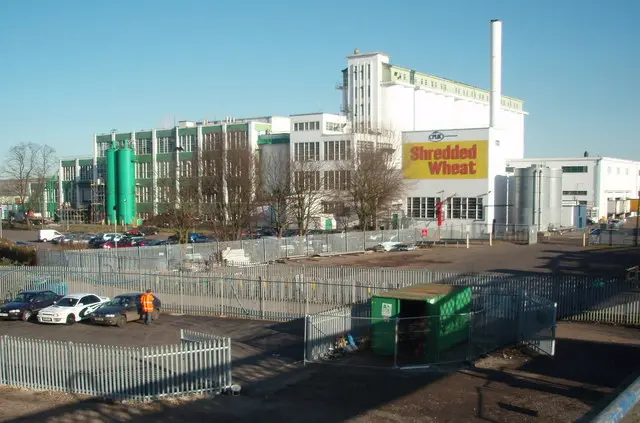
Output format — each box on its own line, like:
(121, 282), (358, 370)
(98, 132), (249, 157)
(324, 140), (352, 161)
(406, 197), (485, 220)
(323, 170), (351, 191)
(294, 142), (320, 162)
(325, 122), (346, 132)
(562, 166), (588, 173)
(352, 64), (371, 80)
(294, 121), (320, 132)
(293, 171), (321, 191)
(563, 190), (587, 196)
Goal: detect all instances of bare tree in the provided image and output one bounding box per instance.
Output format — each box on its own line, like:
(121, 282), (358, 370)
(155, 159), (200, 244)
(289, 160), (324, 236)
(257, 153), (292, 237)
(200, 145), (257, 240)
(334, 126), (405, 230)
(2, 142), (57, 226)
(225, 147), (257, 239)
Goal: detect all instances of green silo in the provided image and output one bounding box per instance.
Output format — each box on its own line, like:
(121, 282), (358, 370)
(105, 147), (117, 224)
(116, 145), (135, 224)
(130, 155), (138, 224)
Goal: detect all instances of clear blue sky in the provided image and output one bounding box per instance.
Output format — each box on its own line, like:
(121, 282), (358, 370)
(0, 0), (638, 160)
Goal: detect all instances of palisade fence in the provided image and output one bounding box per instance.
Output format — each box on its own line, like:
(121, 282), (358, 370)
(304, 293), (557, 368)
(36, 223), (536, 272)
(1, 265), (638, 325)
(0, 330), (233, 401)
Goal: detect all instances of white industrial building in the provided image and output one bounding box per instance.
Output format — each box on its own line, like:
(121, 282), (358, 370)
(507, 156), (640, 221)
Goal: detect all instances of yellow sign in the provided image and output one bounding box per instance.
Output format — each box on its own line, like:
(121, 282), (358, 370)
(403, 140), (488, 179)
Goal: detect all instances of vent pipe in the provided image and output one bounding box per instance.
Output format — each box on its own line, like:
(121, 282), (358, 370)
(490, 19), (502, 129)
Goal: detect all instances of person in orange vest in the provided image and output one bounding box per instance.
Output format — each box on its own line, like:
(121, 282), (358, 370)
(141, 289), (155, 325)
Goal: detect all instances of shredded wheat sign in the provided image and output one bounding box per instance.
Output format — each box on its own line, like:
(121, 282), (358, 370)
(402, 140), (488, 179)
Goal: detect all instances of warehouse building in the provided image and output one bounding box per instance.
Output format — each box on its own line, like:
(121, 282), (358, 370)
(506, 156), (640, 222)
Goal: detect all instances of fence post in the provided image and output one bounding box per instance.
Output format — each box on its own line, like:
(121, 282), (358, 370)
(362, 228), (366, 251)
(582, 232), (587, 247)
(489, 231), (493, 247)
(259, 276), (264, 320)
(180, 272), (184, 315)
(66, 341), (75, 394)
(304, 276), (309, 317)
(262, 237), (267, 263)
(466, 232), (470, 249)
(0, 335), (5, 384)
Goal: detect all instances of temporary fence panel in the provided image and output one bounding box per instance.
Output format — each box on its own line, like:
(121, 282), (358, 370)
(0, 332), (232, 401)
(36, 222), (537, 271)
(1, 266), (639, 326)
(303, 292), (558, 369)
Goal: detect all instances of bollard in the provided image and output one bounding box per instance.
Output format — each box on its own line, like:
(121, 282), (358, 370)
(583, 232), (587, 248)
(466, 233), (470, 249)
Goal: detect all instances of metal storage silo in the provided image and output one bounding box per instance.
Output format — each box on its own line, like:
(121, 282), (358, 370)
(537, 166), (552, 232)
(547, 167), (563, 230)
(513, 166), (535, 227)
(513, 165), (555, 232)
(105, 146), (117, 224)
(116, 145), (135, 225)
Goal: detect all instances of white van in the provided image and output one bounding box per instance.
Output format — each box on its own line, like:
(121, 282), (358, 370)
(38, 229), (64, 242)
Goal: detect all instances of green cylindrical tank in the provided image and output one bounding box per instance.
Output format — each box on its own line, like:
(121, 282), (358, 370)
(130, 156), (137, 223)
(116, 147), (134, 224)
(105, 148), (117, 224)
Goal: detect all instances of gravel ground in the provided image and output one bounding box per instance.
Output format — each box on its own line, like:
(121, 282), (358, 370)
(0, 321), (639, 423)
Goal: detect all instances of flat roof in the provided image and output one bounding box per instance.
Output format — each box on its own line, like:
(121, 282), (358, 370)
(373, 283), (463, 302)
(508, 156), (640, 166)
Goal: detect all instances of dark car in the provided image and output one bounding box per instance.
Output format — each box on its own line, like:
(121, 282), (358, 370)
(90, 293), (161, 327)
(0, 290), (62, 321)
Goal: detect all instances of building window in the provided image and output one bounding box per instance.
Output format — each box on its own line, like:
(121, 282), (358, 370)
(136, 186), (151, 203)
(293, 171), (320, 191)
(178, 161), (192, 177)
(562, 166), (588, 173)
(157, 137), (176, 154)
(135, 162), (152, 179)
(96, 163), (106, 180)
(63, 166), (75, 181)
(136, 139), (152, 155)
(408, 196), (483, 220)
(562, 190), (588, 196)
(294, 142), (320, 162)
(324, 140), (352, 161)
(325, 122), (346, 132)
(202, 132), (223, 151)
(98, 142), (109, 157)
(79, 165), (92, 181)
(294, 121), (320, 132)
(323, 170), (351, 190)
(179, 135), (196, 152)
(157, 161), (171, 178)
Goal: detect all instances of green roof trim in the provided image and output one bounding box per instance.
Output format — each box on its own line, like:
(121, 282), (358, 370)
(178, 127), (197, 136)
(258, 134), (290, 145)
(136, 131), (152, 139)
(227, 123), (248, 132)
(96, 135), (112, 143)
(202, 125), (223, 134)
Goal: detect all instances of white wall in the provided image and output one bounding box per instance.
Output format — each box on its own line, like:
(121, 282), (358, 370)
(403, 128), (494, 224)
(507, 157), (640, 219)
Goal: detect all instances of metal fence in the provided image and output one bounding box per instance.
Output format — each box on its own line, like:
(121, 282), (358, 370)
(0, 265), (638, 325)
(36, 222), (537, 271)
(587, 228), (638, 247)
(303, 292), (557, 368)
(0, 330), (232, 401)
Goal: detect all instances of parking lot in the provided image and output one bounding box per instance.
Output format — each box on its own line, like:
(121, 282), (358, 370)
(0, 314), (303, 390)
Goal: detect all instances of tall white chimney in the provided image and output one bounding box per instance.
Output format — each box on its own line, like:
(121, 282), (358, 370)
(490, 19), (502, 129)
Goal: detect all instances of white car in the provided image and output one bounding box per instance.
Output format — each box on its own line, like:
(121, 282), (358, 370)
(37, 293), (110, 325)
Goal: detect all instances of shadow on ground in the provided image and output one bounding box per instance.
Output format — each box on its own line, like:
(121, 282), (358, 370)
(3, 323), (640, 423)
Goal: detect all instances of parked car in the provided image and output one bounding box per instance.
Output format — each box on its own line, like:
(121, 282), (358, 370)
(38, 229), (64, 242)
(90, 293), (162, 327)
(37, 293), (110, 325)
(0, 290), (62, 321)
(137, 239), (167, 246)
(88, 233), (122, 248)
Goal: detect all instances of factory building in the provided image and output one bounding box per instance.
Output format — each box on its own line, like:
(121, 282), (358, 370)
(48, 116), (290, 223)
(506, 157), (640, 223)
